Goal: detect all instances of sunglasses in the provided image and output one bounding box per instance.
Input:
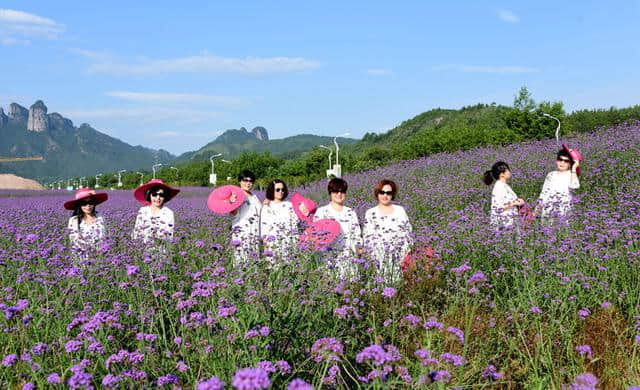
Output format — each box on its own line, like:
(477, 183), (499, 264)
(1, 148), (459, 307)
(557, 157), (571, 163)
(275, 188), (285, 193)
(241, 178), (254, 183)
(150, 192), (166, 198)
(378, 190), (393, 196)
(331, 190), (347, 194)
(79, 200), (95, 206)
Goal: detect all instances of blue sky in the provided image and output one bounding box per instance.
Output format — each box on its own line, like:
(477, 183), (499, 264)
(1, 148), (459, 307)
(1, 1), (638, 155)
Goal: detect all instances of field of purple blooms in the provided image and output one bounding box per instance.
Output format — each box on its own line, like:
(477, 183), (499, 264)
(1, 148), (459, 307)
(1, 123), (640, 389)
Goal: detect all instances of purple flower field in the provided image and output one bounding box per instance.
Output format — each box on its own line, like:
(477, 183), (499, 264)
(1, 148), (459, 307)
(1, 123), (640, 388)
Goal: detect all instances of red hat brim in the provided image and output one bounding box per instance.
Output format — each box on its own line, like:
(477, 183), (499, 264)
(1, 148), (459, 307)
(291, 193), (317, 223)
(299, 218), (341, 250)
(64, 193), (108, 210)
(207, 185), (246, 214)
(134, 179), (180, 205)
(562, 144), (582, 176)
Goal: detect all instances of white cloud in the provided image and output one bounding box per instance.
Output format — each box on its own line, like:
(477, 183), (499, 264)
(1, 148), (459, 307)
(105, 91), (250, 107)
(366, 68), (393, 76)
(433, 64), (540, 74)
(1, 36), (30, 45)
(496, 9), (520, 23)
(69, 48), (113, 61)
(85, 53), (322, 76)
(64, 107), (221, 126)
(0, 9), (65, 41)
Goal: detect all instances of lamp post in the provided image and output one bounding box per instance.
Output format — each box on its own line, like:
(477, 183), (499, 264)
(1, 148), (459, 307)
(209, 153), (222, 185)
(152, 164), (162, 179)
(543, 113), (561, 148)
(117, 170), (126, 187)
(170, 166), (179, 184)
(319, 145), (333, 178)
(136, 172), (144, 186)
(332, 132), (350, 178)
(95, 174), (102, 188)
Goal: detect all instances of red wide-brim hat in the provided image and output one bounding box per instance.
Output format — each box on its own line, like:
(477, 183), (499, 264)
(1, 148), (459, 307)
(64, 188), (108, 210)
(562, 144), (582, 176)
(299, 218), (341, 250)
(291, 193), (317, 223)
(133, 179), (180, 205)
(207, 185), (246, 214)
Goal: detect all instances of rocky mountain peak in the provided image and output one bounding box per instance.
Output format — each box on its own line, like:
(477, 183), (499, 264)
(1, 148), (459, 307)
(8, 103), (28, 123)
(28, 100), (49, 132)
(0, 108), (7, 128)
(251, 126), (269, 141)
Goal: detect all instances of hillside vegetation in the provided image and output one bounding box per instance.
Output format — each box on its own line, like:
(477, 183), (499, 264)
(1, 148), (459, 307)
(93, 87), (640, 189)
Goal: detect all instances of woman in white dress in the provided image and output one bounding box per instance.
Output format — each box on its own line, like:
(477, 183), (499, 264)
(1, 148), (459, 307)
(260, 179), (298, 262)
(132, 179), (180, 244)
(535, 149), (580, 223)
(65, 188), (108, 257)
(229, 170), (262, 266)
(483, 161), (524, 230)
(363, 179), (413, 284)
(314, 178), (362, 278)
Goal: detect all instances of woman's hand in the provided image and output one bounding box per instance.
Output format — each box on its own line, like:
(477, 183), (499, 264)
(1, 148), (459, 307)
(572, 160), (580, 173)
(514, 198), (525, 207)
(263, 198), (271, 206)
(229, 193), (237, 203)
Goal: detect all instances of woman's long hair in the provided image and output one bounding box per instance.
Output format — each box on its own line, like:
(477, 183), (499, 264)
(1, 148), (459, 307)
(72, 204), (97, 229)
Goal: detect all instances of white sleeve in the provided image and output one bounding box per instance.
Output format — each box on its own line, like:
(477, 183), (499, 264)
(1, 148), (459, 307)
(98, 217), (107, 241)
(363, 208), (375, 243)
(569, 173), (580, 190)
(68, 217), (79, 248)
(492, 183), (512, 211)
(350, 210), (363, 248)
(167, 210), (175, 240)
(538, 172), (554, 203)
(132, 209), (144, 240)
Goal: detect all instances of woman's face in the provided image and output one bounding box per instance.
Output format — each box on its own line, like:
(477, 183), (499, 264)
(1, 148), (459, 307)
(556, 155), (572, 171)
(240, 177), (254, 193)
(500, 169), (512, 181)
(274, 183), (285, 201)
(377, 184), (393, 206)
(330, 189), (346, 205)
(80, 201), (95, 215)
(149, 188), (165, 208)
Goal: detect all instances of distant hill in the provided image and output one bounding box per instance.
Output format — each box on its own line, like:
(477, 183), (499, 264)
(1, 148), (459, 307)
(175, 126), (357, 162)
(0, 100), (174, 181)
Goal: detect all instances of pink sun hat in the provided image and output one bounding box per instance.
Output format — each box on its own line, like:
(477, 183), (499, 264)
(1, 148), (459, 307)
(291, 193), (317, 223)
(562, 144), (582, 176)
(207, 185), (246, 214)
(64, 188), (108, 210)
(133, 179), (180, 205)
(299, 218), (341, 250)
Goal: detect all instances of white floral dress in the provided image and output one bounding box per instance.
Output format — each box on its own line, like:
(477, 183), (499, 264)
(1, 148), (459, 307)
(260, 201), (299, 261)
(314, 204), (363, 278)
(538, 170), (580, 221)
(132, 206), (175, 244)
(68, 215), (107, 255)
(490, 181), (519, 229)
(231, 193), (262, 265)
(363, 205), (413, 283)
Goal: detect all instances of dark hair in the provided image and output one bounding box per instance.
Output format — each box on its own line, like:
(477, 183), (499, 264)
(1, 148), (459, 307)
(374, 179), (397, 200)
(483, 161), (510, 186)
(71, 203), (97, 229)
(145, 186), (165, 202)
(237, 169), (256, 182)
(557, 149), (574, 164)
(266, 179), (289, 201)
(327, 178), (348, 195)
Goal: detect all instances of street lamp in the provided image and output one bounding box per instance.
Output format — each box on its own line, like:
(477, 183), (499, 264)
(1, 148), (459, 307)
(209, 153), (222, 185)
(117, 170), (126, 187)
(170, 167), (179, 184)
(136, 172), (144, 186)
(95, 174), (102, 188)
(542, 113), (561, 148)
(152, 164), (163, 179)
(332, 132), (350, 178)
(319, 145), (333, 170)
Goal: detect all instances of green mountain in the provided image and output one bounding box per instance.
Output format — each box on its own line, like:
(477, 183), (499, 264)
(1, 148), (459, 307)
(0, 101), (174, 182)
(174, 126), (357, 162)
